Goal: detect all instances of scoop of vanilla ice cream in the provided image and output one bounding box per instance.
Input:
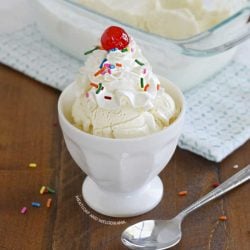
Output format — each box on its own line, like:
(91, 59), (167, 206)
(72, 35), (177, 138)
(78, 0), (247, 39)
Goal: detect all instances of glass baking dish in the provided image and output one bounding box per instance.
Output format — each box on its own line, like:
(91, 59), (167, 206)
(32, 0), (250, 91)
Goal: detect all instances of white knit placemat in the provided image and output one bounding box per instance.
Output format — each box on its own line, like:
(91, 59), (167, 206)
(0, 24), (249, 162)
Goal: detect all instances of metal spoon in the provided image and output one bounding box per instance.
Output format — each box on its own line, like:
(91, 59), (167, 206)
(121, 164), (250, 250)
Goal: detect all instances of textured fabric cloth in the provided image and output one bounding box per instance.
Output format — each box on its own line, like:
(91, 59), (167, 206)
(0, 17), (249, 162)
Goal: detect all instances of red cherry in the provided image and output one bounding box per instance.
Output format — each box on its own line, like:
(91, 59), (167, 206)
(101, 26), (130, 51)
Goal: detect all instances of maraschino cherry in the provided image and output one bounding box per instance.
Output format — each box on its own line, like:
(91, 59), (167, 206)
(101, 26), (130, 51)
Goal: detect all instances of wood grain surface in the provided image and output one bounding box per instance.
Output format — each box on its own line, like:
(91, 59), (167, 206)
(0, 64), (249, 250)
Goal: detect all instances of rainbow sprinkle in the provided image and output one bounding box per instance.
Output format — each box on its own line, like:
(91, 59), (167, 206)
(40, 186), (46, 195)
(21, 207), (27, 214)
(104, 96), (112, 100)
(29, 163), (37, 168)
(99, 58), (107, 68)
(143, 68), (147, 74)
(140, 78), (144, 88)
(157, 84), (160, 91)
(135, 59), (144, 66)
(116, 63), (122, 67)
(46, 186), (56, 194)
(104, 63), (111, 68)
(109, 64), (115, 69)
(94, 67), (106, 77)
(121, 48), (128, 52)
(90, 82), (98, 88)
(96, 83), (103, 94)
(46, 198), (52, 208)
(32, 202), (41, 208)
(144, 83), (150, 91)
(84, 46), (100, 55)
(85, 92), (89, 98)
(109, 48), (118, 52)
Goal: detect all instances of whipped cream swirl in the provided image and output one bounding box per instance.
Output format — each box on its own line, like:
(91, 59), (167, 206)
(77, 38), (163, 111)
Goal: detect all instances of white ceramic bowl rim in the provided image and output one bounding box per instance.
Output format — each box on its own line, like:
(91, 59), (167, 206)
(58, 79), (185, 143)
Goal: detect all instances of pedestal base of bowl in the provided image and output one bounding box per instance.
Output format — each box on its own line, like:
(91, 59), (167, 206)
(82, 176), (163, 217)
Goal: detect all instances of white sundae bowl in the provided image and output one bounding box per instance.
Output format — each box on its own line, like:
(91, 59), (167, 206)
(58, 76), (185, 217)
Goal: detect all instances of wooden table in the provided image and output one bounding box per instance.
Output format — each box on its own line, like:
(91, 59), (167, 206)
(0, 64), (249, 250)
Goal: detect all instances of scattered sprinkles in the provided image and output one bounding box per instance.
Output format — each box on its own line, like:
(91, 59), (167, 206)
(219, 215), (227, 221)
(157, 84), (160, 91)
(21, 207), (27, 214)
(46, 198), (52, 208)
(96, 83), (103, 94)
(84, 46), (100, 55)
(178, 191), (188, 196)
(109, 64), (115, 69)
(121, 48), (128, 52)
(99, 58), (108, 68)
(143, 68), (147, 74)
(90, 82), (98, 88)
(140, 78), (144, 88)
(212, 182), (220, 188)
(144, 83), (150, 92)
(135, 59), (144, 66)
(24, 168), (56, 215)
(104, 96), (112, 100)
(29, 163), (37, 168)
(32, 202), (41, 208)
(40, 186), (46, 195)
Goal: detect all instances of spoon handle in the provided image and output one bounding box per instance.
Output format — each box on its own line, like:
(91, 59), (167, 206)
(179, 164), (250, 218)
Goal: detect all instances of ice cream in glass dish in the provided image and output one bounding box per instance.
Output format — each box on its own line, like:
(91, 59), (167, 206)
(58, 26), (185, 217)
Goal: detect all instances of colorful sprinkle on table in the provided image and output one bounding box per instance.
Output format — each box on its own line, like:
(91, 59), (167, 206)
(46, 198), (52, 208)
(144, 83), (150, 92)
(46, 186), (56, 194)
(40, 186), (46, 195)
(121, 48), (128, 52)
(135, 59), (144, 66)
(32, 202), (41, 208)
(84, 46), (100, 55)
(219, 215), (227, 221)
(116, 63), (122, 67)
(21, 207), (27, 214)
(157, 84), (160, 91)
(143, 68), (147, 74)
(178, 191), (188, 196)
(29, 163), (37, 168)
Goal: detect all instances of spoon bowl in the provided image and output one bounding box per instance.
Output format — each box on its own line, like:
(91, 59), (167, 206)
(121, 218), (182, 249)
